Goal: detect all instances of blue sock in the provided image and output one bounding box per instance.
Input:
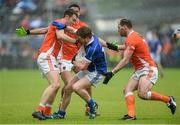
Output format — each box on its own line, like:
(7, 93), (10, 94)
(88, 99), (95, 113)
(57, 110), (66, 117)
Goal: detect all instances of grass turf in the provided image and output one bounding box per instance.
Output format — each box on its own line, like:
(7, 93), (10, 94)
(0, 68), (180, 124)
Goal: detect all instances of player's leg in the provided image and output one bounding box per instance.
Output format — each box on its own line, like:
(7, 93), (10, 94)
(60, 71), (73, 103)
(59, 60), (74, 105)
(72, 72), (102, 119)
(121, 75), (138, 120)
(33, 71), (60, 119)
(85, 87), (91, 115)
(72, 76), (97, 119)
(137, 67), (176, 114)
(73, 77), (91, 101)
(32, 54), (60, 120)
(51, 75), (79, 119)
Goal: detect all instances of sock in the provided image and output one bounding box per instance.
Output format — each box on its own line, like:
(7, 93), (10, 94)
(150, 91), (170, 103)
(57, 110), (66, 117)
(44, 104), (52, 116)
(125, 93), (135, 117)
(88, 99), (95, 114)
(36, 103), (45, 112)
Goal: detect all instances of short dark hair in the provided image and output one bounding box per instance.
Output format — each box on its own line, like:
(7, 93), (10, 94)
(76, 26), (92, 39)
(63, 8), (78, 18)
(120, 18), (132, 28)
(68, 3), (80, 11)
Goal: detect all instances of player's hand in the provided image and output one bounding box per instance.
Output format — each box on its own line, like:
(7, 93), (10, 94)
(106, 40), (119, 51)
(103, 72), (114, 84)
(52, 21), (66, 30)
(16, 27), (30, 36)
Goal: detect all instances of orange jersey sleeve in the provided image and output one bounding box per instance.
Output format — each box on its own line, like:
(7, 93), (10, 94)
(39, 19), (66, 58)
(61, 20), (87, 60)
(125, 31), (156, 70)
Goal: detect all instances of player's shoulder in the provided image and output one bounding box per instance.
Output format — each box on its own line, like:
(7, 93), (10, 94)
(78, 20), (88, 27)
(54, 18), (66, 24)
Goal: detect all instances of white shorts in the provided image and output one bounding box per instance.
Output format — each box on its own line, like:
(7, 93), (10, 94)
(58, 59), (74, 73)
(150, 53), (161, 62)
(132, 67), (158, 84)
(75, 70), (103, 87)
(37, 53), (59, 75)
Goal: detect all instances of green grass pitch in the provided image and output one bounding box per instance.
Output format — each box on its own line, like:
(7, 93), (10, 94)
(0, 68), (180, 124)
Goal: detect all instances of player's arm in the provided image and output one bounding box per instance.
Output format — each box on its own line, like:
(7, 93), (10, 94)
(103, 46), (133, 84)
(98, 37), (125, 51)
(73, 59), (90, 71)
(112, 46), (133, 73)
(52, 21), (77, 34)
(56, 29), (76, 43)
(16, 26), (48, 36)
(29, 27), (48, 35)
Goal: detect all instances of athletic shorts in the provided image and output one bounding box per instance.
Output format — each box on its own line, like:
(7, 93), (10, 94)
(75, 70), (103, 87)
(58, 59), (74, 73)
(37, 53), (59, 75)
(132, 67), (158, 84)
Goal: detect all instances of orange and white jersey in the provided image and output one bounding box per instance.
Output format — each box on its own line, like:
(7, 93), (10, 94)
(37, 18), (66, 74)
(38, 18), (66, 58)
(60, 20), (87, 60)
(125, 31), (156, 70)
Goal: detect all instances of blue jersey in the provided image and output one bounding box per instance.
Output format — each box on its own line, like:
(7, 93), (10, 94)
(84, 35), (107, 74)
(147, 39), (161, 54)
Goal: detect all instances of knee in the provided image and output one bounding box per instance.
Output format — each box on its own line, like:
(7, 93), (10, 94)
(137, 90), (148, 100)
(51, 81), (61, 90)
(72, 84), (80, 92)
(64, 85), (73, 94)
(123, 86), (129, 95)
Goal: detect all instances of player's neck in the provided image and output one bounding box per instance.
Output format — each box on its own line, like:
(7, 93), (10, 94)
(127, 29), (134, 37)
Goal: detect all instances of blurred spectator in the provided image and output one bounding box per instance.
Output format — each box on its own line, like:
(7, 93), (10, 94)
(21, 15), (30, 29)
(29, 15), (46, 28)
(146, 30), (164, 77)
(13, 0), (37, 14)
(161, 35), (173, 66)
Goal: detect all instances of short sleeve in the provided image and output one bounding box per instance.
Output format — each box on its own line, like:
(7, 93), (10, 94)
(85, 46), (97, 62)
(125, 39), (136, 51)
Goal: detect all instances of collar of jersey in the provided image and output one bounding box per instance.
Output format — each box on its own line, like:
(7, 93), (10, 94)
(85, 36), (94, 46)
(128, 30), (134, 37)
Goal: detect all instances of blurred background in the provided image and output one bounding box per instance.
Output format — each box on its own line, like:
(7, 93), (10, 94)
(0, 0), (180, 70)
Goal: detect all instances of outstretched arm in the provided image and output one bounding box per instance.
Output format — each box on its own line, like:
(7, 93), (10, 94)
(16, 26), (48, 36)
(98, 37), (125, 51)
(112, 46), (133, 74)
(103, 46), (133, 84)
(28, 27), (48, 35)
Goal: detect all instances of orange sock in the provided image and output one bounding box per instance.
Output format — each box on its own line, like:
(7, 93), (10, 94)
(36, 105), (45, 112)
(125, 95), (135, 117)
(44, 106), (52, 116)
(151, 91), (170, 103)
